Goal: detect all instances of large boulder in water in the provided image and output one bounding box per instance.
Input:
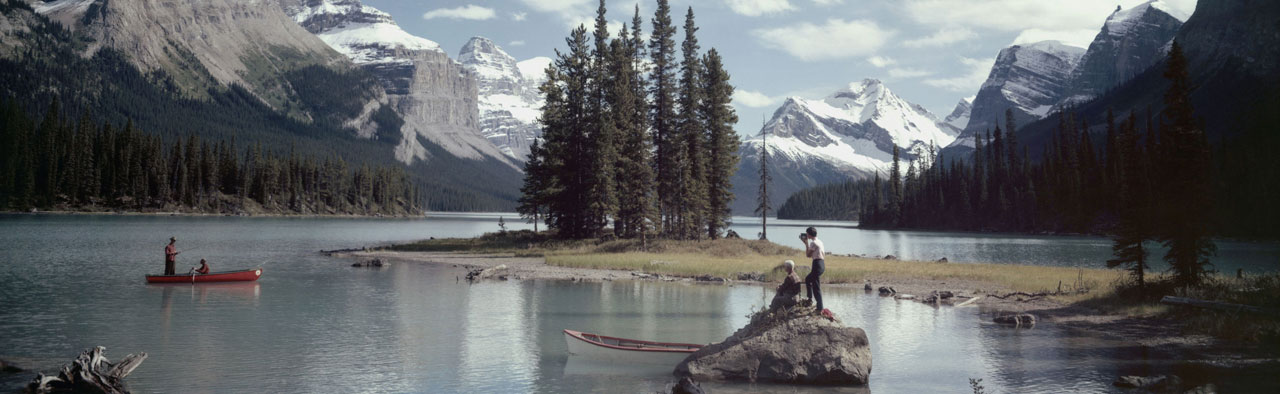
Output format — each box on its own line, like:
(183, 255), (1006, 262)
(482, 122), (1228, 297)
(674, 304), (872, 385)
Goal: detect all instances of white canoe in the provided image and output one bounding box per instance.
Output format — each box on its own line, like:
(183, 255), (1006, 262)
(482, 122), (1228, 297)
(563, 329), (702, 366)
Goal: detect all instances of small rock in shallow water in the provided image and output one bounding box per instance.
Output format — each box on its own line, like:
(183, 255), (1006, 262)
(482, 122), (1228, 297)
(864, 281), (873, 291)
(671, 377), (704, 394)
(695, 274), (726, 283)
(1113, 374), (1181, 390)
(993, 313), (1036, 327)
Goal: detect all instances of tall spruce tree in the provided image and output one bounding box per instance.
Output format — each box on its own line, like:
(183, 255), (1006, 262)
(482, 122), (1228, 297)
(889, 145), (902, 226)
(755, 121), (771, 240)
(518, 139), (552, 233)
(675, 6), (706, 239)
(649, 0), (678, 235)
(700, 48), (738, 239)
(612, 26), (657, 240)
(1108, 113), (1151, 290)
(588, 1), (619, 232)
(1156, 41), (1215, 285)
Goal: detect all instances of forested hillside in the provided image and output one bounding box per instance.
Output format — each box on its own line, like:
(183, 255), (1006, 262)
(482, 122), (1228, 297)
(0, 2), (519, 212)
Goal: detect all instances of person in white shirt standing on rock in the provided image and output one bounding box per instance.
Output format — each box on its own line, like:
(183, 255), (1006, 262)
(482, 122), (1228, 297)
(800, 226), (825, 313)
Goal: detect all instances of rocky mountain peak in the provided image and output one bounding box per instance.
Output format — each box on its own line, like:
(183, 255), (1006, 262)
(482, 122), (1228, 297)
(458, 38), (544, 162)
(944, 97), (973, 130)
(1058, 0), (1184, 108)
(459, 36), (524, 97)
(956, 40), (1084, 146)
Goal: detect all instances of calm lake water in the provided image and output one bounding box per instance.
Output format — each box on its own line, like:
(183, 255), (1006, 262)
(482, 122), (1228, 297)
(1, 213), (1277, 393)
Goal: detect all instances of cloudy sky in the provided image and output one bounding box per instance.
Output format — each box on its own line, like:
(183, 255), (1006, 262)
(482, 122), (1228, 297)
(365, 0), (1198, 136)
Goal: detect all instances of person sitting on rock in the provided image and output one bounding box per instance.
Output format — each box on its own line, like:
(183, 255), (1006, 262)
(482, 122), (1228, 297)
(770, 260), (804, 309)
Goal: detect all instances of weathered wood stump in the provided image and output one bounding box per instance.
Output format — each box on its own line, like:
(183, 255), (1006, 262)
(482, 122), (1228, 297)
(27, 346), (147, 394)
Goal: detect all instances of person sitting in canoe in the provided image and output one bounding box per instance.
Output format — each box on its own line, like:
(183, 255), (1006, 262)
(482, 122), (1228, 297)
(192, 259), (210, 275)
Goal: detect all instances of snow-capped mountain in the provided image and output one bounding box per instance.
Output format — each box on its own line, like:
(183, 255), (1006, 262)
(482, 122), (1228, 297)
(731, 79), (959, 213)
(1058, 0), (1185, 109)
(952, 41), (1084, 149)
(278, 0), (516, 168)
(458, 37), (546, 161)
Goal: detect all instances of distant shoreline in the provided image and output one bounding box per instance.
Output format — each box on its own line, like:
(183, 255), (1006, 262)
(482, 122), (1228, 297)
(0, 209), (425, 219)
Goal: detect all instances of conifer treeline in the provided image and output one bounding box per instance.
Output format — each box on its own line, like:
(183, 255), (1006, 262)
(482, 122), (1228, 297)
(0, 98), (420, 215)
(519, 0), (740, 240)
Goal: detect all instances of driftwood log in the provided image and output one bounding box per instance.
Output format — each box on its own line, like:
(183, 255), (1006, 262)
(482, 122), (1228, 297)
(1160, 296), (1280, 317)
(27, 347), (147, 394)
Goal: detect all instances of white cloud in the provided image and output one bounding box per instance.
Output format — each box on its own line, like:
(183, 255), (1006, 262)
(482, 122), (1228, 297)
(423, 5), (496, 21)
(903, 27), (978, 48)
(512, 12), (528, 21)
(904, 0), (1199, 48)
(888, 68), (933, 79)
(734, 89), (776, 108)
(812, 0), (844, 5)
(923, 57), (995, 92)
(725, 0), (795, 16)
(1010, 28), (1099, 48)
(509, 40), (527, 47)
(866, 56), (895, 68)
(518, 0), (593, 14)
(754, 19), (893, 61)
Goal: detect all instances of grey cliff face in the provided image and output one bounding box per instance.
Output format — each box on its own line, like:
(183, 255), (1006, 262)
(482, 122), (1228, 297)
(1061, 1), (1184, 108)
(962, 41), (1084, 144)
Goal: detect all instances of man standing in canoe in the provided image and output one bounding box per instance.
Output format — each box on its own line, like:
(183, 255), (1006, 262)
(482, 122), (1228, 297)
(164, 237), (179, 275)
(800, 227), (825, 313)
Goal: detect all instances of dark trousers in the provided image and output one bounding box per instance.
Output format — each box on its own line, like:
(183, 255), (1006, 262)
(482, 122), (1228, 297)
(805, 259), (825, 309)
(165, 260), (175, 275)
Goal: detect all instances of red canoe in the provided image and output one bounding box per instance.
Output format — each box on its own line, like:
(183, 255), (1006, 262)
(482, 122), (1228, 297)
(146, 268), (263, 284)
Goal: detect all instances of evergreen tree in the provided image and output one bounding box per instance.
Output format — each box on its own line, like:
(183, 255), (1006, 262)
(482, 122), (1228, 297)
(1156, 41), (1215, 285)
(611, 26), (657, 240)
(649, 0), (678, 235)
(754, 123), (772, 240)
(517, 139), (552, 233)
(1108, 113), (1151, 290)
(700, 48), (739, 239)
(675, 6), (706, 239)
(588, 0), (619, 232)
(889, 146), (902, 225)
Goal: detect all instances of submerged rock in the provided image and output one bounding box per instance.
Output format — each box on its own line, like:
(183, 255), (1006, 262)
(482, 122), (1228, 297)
(1, 359), (21, 373)
(671, 377), (705, 394)
(674, 303), (872, 385)
(877, 286), (896, 296)
(993, 313), (1037, 327)
(351, 258), (384, 268)
(1113, 374), (1181, 390)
